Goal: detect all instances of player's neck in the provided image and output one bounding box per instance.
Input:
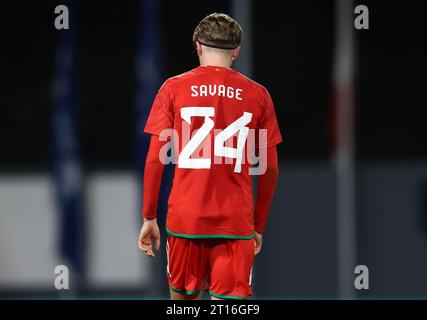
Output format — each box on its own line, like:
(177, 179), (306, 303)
(199, 56), (233, 69)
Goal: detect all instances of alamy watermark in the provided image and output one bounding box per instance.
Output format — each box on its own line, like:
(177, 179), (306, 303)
(354, 264), (369, 290)
(156, 110), (269, 176)
(54, 265), (69, 290)
(355, 5), (369, 30)
(54, 5), (69, 30)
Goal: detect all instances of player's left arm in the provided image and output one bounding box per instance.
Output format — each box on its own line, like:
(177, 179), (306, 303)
(253, 145), (279, 255)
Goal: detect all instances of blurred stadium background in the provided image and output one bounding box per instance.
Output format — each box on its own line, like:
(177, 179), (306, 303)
(1, 0), (427, 299)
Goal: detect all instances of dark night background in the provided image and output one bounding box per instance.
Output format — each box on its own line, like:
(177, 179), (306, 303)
(2, 0), (426, 171)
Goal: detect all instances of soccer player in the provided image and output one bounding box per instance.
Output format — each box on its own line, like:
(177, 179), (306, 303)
(138, 13), (282, 300)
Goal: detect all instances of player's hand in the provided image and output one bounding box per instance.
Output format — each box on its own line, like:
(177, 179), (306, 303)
(254, 232), (262, 255)
(138, 218), (161, 258)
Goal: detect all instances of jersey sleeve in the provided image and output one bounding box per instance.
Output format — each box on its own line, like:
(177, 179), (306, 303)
(144, 81), (173, 138)
(258, 89), (283, 148)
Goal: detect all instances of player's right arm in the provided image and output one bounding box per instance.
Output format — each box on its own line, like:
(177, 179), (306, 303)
(138, 81), (173, 257)
(138, 135), (167, 258)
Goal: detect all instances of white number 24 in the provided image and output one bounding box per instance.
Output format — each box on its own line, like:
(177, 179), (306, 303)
(178, 107), (252, 173)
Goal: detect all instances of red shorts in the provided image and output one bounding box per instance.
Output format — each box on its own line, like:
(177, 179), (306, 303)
(166, 235), (255, 299)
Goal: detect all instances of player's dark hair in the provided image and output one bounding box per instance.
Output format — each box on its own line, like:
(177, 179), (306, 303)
(192, 13), (242, 50)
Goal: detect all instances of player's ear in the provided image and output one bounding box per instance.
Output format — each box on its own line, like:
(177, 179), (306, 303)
(195, 41), (203, 57)
(231, 45), (241, 61)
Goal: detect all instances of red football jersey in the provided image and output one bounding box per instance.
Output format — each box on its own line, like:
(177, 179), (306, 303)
(144, 65), (282, 238)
